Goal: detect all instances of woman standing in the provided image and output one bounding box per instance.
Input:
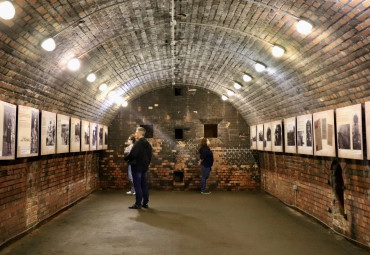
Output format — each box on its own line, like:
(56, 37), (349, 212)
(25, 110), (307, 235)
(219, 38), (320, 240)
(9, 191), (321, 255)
(124, 134), (136, 195)
(198, 138), (214, 194)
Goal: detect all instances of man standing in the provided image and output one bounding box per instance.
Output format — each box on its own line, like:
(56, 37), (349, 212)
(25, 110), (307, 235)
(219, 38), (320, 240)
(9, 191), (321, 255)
(124, 127), (152, 209)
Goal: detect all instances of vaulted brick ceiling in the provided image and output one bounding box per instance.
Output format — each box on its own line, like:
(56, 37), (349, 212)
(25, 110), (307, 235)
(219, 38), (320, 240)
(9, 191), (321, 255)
(0, 0), (369, 125)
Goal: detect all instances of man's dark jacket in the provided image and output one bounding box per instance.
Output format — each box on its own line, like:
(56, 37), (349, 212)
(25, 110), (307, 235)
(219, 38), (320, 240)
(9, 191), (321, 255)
(124, 138), (152, 172)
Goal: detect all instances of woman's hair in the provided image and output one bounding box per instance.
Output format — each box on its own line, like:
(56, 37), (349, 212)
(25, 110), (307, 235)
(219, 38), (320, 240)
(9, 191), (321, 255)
(129, 134), (136, 143)
(200, 138), (208, 149)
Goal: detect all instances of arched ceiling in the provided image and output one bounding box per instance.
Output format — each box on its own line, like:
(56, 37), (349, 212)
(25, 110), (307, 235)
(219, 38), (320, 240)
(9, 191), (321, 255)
(0, 0), (369, 125)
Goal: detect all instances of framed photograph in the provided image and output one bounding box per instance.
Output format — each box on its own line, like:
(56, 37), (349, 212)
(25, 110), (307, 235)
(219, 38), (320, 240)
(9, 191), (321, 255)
(336, 104), (363, 160)
(250, 125), (257, 150)
(313, 109), (335, 157)
(0, 100), (16, 160)
(271, 120), (283, 152)
(366, 101), (370, 160)
(284, 117), (296, 154)
(81, 120), (90, 152)
(90, 122), (98, 151)
(103, 125), (108, 150)
(57, 114), (70, 154)
(257, 124), (264, 151)
(17, 105), (39, 158)
(263, 122), (272, 151)
(297, 114), (313, 155)
(41, 110), (56, 155)
(70, 117), (81, 153)
(97, 124), (103, 150)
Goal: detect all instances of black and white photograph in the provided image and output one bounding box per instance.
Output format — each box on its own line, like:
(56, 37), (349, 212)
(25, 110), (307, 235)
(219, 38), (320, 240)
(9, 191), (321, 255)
(284, 117), (296, 154)
(297, 131), (304, 146)
(338, 124), (350, 150)
(271, 120), (283, 152)
(75, 122), (80, 143)
(274, 124), (282, 146)
(46, 120), (56, 146)
(81, 120), (90, 152)
(103, 125), (108, 150)
(61, 124), (69, 145)
(1, 103), (16, 159)
(313, 110), (335, 157)
(257, 124), (264, 151)
(287, 127), (296, 146)
(336, 104), (363, 160)
(263, 123), (272, 151)
(306, 120), (312, 147)
(84, 125), (89, 145)
(90, 122), (97, 151)
(97, 125), (103, 150)
(31, 110), (39, 154)
(41, 110), (56, 155)
(250, 125), (257, 150)
(297, 114), (313, 155)
(57, 114), (70, 154)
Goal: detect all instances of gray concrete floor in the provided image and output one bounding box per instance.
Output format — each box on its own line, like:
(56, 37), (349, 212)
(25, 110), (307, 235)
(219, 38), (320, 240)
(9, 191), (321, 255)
(0, 191), (368, 255)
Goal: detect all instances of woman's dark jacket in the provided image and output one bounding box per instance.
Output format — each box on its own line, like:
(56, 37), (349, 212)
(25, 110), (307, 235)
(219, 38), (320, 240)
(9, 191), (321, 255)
(124, 138), (152, 172)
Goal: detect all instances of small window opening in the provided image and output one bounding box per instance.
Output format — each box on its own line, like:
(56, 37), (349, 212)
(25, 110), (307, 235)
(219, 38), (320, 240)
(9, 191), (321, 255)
(174, 87), (182, 96)
(140, 125), (153, 138)
(175, 129), (184, 140)
(331, 160), (345, 216)
(204, 124), (218, 138)
(173, 171), (184, 183)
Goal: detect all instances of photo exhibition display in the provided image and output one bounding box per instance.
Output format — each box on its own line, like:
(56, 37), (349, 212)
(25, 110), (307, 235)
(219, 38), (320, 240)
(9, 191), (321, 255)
(17, 105), (39, 158)
(0, 100), (16, 160)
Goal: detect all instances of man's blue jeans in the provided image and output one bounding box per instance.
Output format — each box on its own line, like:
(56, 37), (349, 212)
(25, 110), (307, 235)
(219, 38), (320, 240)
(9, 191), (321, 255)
(201, 165), (211, 191)
(132, 171), (149, 206)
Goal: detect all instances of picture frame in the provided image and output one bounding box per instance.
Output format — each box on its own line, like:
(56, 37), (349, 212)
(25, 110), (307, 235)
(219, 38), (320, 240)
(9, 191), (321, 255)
(257, 124), (264, 151)
(297, 114), (313, 155)
(0, 100), (16, 160)
(17, 105), (39, 158)
(284, 117), (296, 154)
(57, 114), (70, 154)
(81, 120), (90, 152)
(313, 109), (335, 157)
(271, 120), (283, 152)
(250, 125), (257, 150)
(70, 117), (81, 153)
(41, 110), (56, 155)
(263, 122), (272, 152)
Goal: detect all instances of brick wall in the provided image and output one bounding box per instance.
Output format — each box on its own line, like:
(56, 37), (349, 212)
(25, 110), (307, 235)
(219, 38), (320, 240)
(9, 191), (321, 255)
(260, 152), (370, 247)
(100, 87), (259, 191)
(0, 152), (100, 245)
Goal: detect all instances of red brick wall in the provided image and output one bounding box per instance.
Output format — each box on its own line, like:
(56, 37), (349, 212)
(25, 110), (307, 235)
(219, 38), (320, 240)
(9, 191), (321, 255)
(260, 152), (370, 247)
(100, 87), (260, 191)
(0, 152), (100, 245)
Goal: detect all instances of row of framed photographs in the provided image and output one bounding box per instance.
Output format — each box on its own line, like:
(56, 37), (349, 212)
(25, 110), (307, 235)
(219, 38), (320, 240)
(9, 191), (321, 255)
(0, 100), (108, 160)
(250, 102), (370, 160)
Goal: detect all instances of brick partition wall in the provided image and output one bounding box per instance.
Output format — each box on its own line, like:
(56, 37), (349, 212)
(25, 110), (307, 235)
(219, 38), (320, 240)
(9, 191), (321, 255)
(100, 87), (260, 191)
(0, 152), (100, 245)
(260, 152), (370, 247)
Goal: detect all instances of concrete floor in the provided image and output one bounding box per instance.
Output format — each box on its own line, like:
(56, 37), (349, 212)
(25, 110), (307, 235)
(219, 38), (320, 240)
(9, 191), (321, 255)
(0, 191), (368, 255)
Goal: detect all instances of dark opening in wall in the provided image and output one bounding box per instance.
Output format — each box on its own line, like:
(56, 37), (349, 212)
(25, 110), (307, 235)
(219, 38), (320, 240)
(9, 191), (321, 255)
(204, 124), (218, 138)
(175, 129), (184, 140)
(140, 125), (154, 138)
(173, 171), (184, 182)
(331, 160), (345, 216)
(174, 87), (182, 96)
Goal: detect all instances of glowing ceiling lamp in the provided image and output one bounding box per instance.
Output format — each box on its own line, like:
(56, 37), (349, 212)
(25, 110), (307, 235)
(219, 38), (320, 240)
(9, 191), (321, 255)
(86, 73), (96, 82)
(99, 83), (107, 91)
(0, 1), (15, 20)
(272, 45), (285, 57)
(67, 58), (80, 71)
(255, 62), (266, 72)
(41, 38), (56, 51)
(221, 95), (228, 101)
(296, 19), (313, 35)
(243, 74), (252, 82)
(234, 82), (242, 90)
(227, 89), (235, 96)
(122, 101), (128, 107)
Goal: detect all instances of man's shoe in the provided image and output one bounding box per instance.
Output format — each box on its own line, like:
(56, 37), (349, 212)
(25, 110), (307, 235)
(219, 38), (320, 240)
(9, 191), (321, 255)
(126, 191), (136, 195)
(142, 204), (149, 208)
(128, 204), (141, 209)
(201, 190), (211, 195)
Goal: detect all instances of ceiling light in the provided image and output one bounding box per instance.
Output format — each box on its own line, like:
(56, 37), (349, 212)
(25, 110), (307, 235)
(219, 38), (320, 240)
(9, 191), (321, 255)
(221, 95), (228, 101)
(255, 62), (266, 72)
(122, 101), (128, 107)
(148, 106), (153, 110)
(41, 38), (56, 51)
(0, 1), (15, 20)
(99, 83), (107, 91)
(272, 45), (285, 57)
(296, 19), (312, 35)
(227, 89), (235, 96)
(154, 104), (159, 107)
(234, 82), (242, 90)
(108, 91), (123, 104)
(243, 74), (252, 82)
(67, 58), (80, 71)
(87, 73), (96, 82)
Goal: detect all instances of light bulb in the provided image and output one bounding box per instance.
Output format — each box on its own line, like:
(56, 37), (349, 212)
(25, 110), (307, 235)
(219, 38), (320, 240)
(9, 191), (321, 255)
(221, 95), (228, 101)
(122, 101), (128, 107)
(255, 62), (266, 72)
(234, 82), (242, 90)
(86, 73), (96, 82)
(0, 1), (15, 20)
(272, 45), (285, 57)
(227, 89), (235, 96)
(148, 106), (153, 110)
(114, 96), (123, 105)
(67, 58), (80, 71)
(297, 20), (312, 35)
(99, 83), (107, 91)
(243, 74), (252, 82)
(41, 38), (56, 51)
